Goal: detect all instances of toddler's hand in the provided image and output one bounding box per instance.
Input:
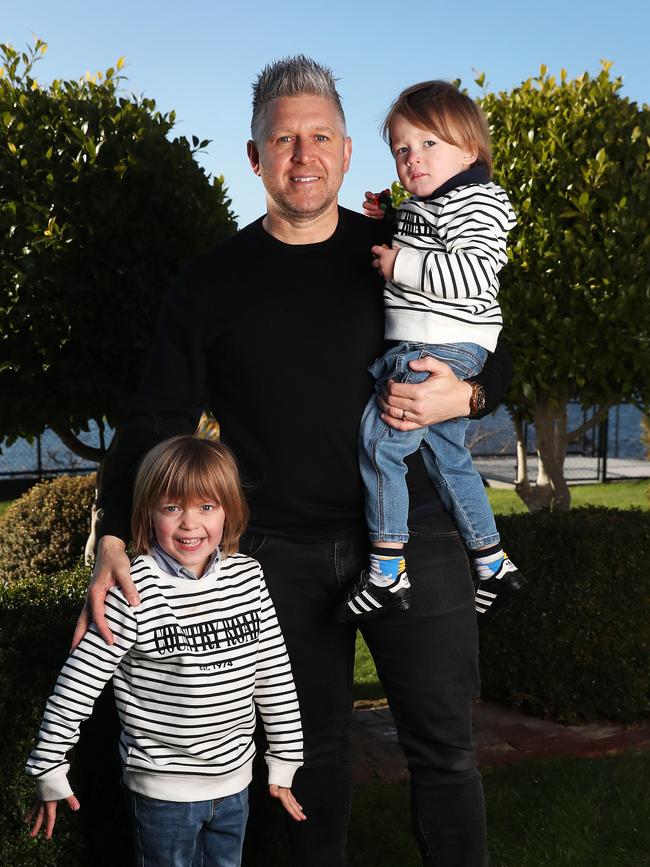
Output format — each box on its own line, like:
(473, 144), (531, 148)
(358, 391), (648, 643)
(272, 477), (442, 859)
(362, 189), (391, 220)
(371, 244), (399, 282)
(24, 794), (80, 839)
(269, 784), (306, 822)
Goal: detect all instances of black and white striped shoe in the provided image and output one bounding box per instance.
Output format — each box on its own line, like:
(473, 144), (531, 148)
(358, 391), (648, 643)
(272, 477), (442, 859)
(474, 557), (527, 625)
(336, 570), (411, 623)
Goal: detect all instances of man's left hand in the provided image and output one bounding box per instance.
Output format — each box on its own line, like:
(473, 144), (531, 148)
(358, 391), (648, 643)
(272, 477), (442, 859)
(379, 356), (473, 430)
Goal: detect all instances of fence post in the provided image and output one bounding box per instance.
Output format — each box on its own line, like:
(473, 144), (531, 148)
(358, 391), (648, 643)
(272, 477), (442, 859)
(599, 414), (609, 484)
(36, 434), (43, 481)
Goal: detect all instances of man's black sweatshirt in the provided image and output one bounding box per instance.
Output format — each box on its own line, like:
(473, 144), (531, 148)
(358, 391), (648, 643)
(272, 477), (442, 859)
(99, 207), (512, 542)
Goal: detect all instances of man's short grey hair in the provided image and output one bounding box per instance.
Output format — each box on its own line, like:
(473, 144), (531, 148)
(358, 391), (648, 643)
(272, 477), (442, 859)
(251, 54), (346, 141)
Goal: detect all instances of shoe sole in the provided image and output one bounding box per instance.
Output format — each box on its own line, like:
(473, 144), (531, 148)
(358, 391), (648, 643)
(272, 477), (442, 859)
(336, 595), (411, 624)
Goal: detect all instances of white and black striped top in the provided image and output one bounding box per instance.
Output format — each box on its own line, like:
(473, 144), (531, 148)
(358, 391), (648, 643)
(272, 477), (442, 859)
(25, 553), (303, 802)
(386, 177), (517, 352)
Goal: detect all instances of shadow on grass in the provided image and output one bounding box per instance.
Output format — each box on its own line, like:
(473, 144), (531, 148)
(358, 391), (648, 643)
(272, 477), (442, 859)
(251, 752), (650, 866)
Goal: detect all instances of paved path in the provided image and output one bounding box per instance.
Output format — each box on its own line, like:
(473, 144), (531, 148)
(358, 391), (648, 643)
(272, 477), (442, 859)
(350, 698), (650, 783)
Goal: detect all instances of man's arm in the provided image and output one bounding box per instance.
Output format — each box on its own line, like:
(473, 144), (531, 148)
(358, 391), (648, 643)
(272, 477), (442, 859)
(74, 270), (209, 647)
(379, 336), (512, 430)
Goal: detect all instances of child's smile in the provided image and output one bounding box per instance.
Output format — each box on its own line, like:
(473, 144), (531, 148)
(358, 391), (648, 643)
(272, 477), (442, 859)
(153, 497), (225, 576)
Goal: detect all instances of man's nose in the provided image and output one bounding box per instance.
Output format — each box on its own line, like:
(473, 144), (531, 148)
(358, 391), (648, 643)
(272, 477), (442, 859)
(291, 138), (313, 163)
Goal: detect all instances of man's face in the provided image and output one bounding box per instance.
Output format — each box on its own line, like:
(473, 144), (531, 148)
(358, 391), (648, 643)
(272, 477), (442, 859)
(248, 95), (352, 222)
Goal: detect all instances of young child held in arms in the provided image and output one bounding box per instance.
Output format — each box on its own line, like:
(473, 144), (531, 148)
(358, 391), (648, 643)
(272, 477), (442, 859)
(25, 435), (304, 866)
(337, 80), (525, 625)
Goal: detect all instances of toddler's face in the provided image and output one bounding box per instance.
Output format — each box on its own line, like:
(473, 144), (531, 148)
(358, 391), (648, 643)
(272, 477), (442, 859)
(389, 114), (476, 198)
(152, 496), (225, 577)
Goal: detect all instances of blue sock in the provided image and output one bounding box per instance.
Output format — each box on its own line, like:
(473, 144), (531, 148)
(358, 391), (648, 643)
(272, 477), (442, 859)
(471, 544), (505, 580)
(368, 547), (405, 587)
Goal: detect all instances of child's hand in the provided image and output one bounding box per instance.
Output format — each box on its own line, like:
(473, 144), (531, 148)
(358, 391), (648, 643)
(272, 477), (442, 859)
(371, 244), (399, 282)
(362, 189), (391, 220)
(24, 794), (80, 840)
(269, 784), (306, 822)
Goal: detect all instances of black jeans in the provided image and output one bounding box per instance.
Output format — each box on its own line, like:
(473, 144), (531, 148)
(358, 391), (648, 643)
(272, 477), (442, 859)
(240, 499), (485, 867)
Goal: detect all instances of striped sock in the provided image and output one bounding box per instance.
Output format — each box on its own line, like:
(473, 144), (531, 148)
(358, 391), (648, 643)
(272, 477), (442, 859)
(471, 543), (505, 580)
(368, 547), (406, 587)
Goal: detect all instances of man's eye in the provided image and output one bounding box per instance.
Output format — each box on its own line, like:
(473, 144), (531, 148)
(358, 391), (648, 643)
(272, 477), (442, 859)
(315, 134), (329, 142)
(277, 135), (292, 143)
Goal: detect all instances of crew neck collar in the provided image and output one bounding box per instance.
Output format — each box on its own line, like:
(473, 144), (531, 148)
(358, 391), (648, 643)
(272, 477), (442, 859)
(416, 165), (490, 201)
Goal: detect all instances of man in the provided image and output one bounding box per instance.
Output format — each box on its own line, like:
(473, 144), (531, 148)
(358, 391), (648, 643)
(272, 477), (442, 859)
(79, 56), (512, 865)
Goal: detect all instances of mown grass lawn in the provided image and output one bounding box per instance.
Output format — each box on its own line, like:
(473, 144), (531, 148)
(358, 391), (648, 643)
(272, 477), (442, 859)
(486, 479), (649, 514)
(353, 752), (650, 866)
(261, 752), (650, 866)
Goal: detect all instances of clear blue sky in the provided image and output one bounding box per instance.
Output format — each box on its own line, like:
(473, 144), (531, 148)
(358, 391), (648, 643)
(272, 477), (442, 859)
(3, 0), (649, 227)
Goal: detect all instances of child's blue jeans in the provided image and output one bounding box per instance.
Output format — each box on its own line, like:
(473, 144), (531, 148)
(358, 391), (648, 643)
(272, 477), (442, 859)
(360, 341), (500, 551)
(125, 786), (248, 867)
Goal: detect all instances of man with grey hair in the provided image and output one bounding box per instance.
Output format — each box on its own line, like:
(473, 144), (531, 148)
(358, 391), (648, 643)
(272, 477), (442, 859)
(83, 54), (512, 866)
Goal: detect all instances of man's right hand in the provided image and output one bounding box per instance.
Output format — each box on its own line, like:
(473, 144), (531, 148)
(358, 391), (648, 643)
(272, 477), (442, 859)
(71, 536), (139, 649)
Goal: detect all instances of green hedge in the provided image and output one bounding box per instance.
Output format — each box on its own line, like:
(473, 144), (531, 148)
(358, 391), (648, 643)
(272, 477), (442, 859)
(481, 507), (650, 723)
(0, 474), (96, 583)
(0, 566), (132, 866)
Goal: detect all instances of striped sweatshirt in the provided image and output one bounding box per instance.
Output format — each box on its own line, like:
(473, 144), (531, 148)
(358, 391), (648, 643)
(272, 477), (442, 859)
(386, 167), (517, 352)
(25, 553), (303, 802)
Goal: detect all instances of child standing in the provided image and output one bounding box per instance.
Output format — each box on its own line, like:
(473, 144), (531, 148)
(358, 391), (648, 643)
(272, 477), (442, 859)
(25, 435), (304, 865)
(337, 80), (525, 625)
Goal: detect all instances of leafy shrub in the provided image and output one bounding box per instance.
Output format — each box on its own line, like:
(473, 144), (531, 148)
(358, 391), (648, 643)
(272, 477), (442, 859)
(0, 474), (96, 583)
(0, 566), (132, 866)
(481, 507), (650, 723)
(1, 567), (87, 864)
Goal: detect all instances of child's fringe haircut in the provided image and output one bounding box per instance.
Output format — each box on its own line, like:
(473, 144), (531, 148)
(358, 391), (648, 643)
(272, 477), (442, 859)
(383, 80), (493, 177)
(131, 436), (248, 557)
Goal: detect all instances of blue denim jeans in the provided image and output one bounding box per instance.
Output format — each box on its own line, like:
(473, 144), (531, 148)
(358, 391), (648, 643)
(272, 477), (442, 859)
(125, 786), (249, 867)
(360, 341), (500, 550)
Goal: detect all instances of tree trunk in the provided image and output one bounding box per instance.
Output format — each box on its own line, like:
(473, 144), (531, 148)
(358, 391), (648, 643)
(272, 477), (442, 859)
(513, 403), (569, 510)
(84, 429), (117, 565)
(533, 403), (571, 511)
(513, 401), (613, 511)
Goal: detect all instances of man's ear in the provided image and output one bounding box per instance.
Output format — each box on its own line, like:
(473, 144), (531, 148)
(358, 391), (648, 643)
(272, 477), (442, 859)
(247, 140), (261, 176)
(342, 136), (352, 175)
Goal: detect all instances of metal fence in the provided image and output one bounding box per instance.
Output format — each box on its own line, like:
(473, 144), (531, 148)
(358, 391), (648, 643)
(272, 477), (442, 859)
(0, 404), (648, 500)
(0, 428), (100, 499)
(470, 404), (650, 486)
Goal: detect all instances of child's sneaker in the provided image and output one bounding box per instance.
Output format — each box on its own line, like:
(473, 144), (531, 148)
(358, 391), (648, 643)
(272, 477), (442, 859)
(474, 556), (526, 624)
(336, 570), (411, 623)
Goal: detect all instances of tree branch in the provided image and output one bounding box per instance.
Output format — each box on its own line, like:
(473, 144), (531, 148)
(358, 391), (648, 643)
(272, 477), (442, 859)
(566, 403), (613, 444)
(50, 426), (106, 463)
